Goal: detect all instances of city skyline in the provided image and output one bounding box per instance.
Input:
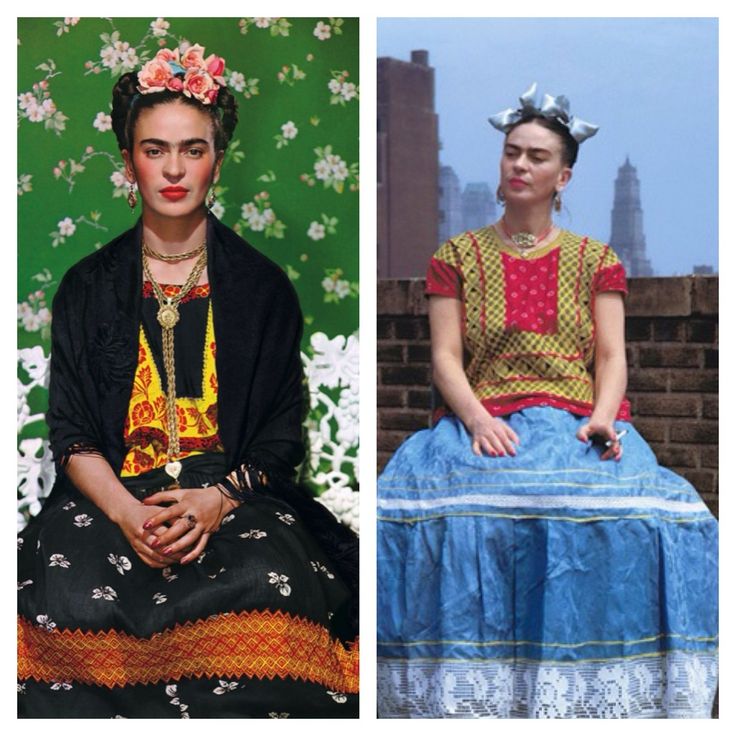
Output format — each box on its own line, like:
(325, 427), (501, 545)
(377, 17), (718, 276)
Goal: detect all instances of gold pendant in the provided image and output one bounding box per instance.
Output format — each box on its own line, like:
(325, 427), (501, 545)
(157, 301), (179, 329)
(511, 232), (536, 249)
(165, 460), (182, 481)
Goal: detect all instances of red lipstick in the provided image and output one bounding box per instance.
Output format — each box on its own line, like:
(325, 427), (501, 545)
(508, 178), (527, 189)
(160, 186), (188, 201)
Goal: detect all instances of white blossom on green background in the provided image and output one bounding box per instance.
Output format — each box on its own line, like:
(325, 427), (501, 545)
(17, 61), (68, 135)
(239, 18), (291, 36)
(301, 146), (359, 194)
(50, 212), (107, 247)
(84, 25), (154, 77)
(307, 222), (326, 241)
(18, 174), (33, 196)
(97, 32), (141, 74)
(235, 192), (286, 239)
(313, 18), (345, 41)
(226, 70), (259, 99)
(274, 120), (298, 149)
(328, 70), (359, 106)
(307, 214), (338, 241)
(110, 170), (132, 198)
(313, 21), (332, 41)
(18, 292), (52, 338)
(321, 268), (358, 303)
(150, 18), (170, 37)
(93, 112), (113, 132)
(53, 18), (80, 36)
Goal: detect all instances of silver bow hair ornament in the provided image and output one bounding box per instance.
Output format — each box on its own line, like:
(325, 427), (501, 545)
(488, 82), (599, 143)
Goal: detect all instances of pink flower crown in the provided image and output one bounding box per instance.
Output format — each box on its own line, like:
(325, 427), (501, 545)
(137, 44), (226, 106)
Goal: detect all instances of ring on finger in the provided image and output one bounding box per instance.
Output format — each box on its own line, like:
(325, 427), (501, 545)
(183, 513), (197, 530)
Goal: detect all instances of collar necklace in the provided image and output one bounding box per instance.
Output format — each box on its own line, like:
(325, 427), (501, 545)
(500, 218), (554, 257)
(141, 245), (208, 485)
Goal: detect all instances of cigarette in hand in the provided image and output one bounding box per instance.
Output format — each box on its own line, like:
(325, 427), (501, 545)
(605, 430), (628, 448)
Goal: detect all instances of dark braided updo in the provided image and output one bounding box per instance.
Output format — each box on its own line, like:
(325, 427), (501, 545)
(111, 71), (239, 153)
(506, 113), (579, 168)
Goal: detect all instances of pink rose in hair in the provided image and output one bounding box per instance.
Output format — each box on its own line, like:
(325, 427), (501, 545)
(206, 88), (219, 104)
(137, 59), (173, 93)
(155, 48), (181, 64)
(181, 44), (206, 69)
(166, 76), (184, 92)
(205, 54), (225, 78)
(183, 67), (217, 104)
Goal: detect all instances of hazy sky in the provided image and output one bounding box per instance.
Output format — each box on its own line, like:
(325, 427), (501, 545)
(378, 17), (718, 276)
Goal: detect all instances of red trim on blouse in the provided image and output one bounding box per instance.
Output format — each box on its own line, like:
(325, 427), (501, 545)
(594, 263), (628, 294)
(432, 393), (631, 425)
(142, 281), (211, 303)
(425, 257), (461, 298)
(468, 231), (487, 334)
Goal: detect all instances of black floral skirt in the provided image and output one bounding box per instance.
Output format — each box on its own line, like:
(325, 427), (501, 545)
(18, 460), (358, 718)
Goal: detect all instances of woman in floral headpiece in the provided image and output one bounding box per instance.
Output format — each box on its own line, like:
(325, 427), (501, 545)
(18, 44), (358, 718)
(377, 83), (717, 719)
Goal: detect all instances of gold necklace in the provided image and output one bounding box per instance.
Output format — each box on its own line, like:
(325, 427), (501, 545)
(500, 218), (554, 258)
(142, 246), (208, 485)
(143, 239), (206, 262)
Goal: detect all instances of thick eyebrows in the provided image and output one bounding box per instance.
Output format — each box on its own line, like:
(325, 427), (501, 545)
(138, 137), (210, 147)
(504, 142), (553, 156)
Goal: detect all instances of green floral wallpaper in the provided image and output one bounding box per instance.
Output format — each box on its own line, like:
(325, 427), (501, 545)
(17, 17), (359, 531)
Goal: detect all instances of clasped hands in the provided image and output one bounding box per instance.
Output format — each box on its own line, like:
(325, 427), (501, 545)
(117, 486), (236, 569)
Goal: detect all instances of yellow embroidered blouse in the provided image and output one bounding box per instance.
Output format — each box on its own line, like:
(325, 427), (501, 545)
(121, 284), (223, 477)
(426, 227), (630, 420)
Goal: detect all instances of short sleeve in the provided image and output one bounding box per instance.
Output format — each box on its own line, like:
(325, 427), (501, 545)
(426, 257), (462, 298)
(593, 246), (628, 295)
(425, 240), (462, 298)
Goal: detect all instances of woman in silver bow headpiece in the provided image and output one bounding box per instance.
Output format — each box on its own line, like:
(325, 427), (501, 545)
(377, 82), (718, 718)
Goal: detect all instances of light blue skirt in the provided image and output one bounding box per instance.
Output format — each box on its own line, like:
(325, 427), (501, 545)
(377, 407), (718, 718)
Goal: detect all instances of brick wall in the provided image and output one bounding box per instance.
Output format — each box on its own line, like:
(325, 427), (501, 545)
(377, 276), (718, 518)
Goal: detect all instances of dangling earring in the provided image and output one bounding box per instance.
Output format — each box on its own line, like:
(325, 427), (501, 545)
(127, 183), (138, 209)
(207, 188), (217, 210)
(496, 186), (505, 206)
(553, 191), (562, 213)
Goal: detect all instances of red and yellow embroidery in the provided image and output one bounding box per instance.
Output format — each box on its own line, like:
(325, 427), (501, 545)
(18, 612), (359, 692)
(121, 298), (222, 476)
(431, 228), (629, 419)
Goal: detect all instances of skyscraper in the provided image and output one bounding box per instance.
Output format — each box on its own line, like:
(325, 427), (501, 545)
(377, 50), (439, 278)
(608, 157), (653, 277)
(462, 182), (496, 231)
(438, 165), (463, 244)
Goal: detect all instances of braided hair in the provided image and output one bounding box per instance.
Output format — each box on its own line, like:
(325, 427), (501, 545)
(506, 113), (579, 168)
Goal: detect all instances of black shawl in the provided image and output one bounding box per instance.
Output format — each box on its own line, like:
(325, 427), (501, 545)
(45, 213), (358, 631)
(48, 213), (304, 479)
